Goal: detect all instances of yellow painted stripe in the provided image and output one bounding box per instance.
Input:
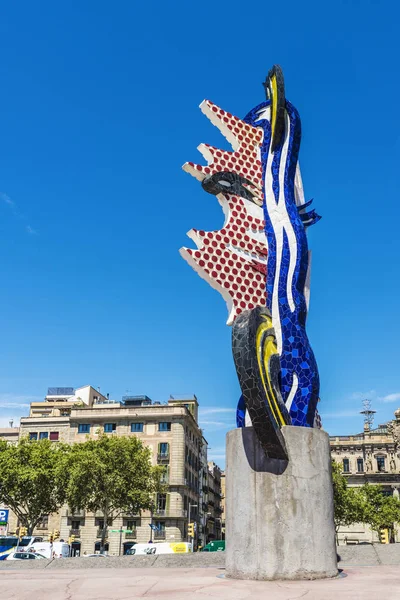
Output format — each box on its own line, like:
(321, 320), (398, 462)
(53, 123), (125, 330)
(256, 320), (279, 425)
(270, 75), (278, 145)
(255, 315), (286, 428)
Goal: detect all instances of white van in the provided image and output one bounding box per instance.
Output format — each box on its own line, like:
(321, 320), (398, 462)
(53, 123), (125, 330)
(126, 542), (191, 556)
(28, 541), (70, 559)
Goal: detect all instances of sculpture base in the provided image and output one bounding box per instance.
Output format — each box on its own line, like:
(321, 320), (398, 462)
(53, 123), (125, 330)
(225, 426), (338, 580)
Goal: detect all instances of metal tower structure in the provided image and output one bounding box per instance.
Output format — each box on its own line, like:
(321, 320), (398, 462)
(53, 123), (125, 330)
(360, 399), (376, 431)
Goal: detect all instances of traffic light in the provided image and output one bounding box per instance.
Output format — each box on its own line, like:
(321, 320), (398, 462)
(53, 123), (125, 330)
(69, 535), (75, 544)
(188, 522), (195, 538)
(379, 528), (389, 544)
(49, 534), (54, 543)
(19, 527), (27, 539)
(53, 529), (60, 540)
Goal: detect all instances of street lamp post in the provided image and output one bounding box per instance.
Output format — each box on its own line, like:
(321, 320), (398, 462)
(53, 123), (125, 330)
(119, 527), (125, 556)
(188, 504), (197, 550)
(215, 517), (222, 540)
(149, 511), (154, 543)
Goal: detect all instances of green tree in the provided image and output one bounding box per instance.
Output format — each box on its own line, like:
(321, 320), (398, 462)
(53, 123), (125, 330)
(331, 461), (364, 532)
(0, 437), (68, 534)
(61, 435), (164, 553)
(359, 484), (400, 541)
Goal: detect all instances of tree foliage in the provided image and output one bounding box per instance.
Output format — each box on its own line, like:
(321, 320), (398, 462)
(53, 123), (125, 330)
(331, 461), (364, 532)
(0, 438), (68, 534)
(331, 462), (400, 541)
(61, 435), (164, 551)
(359, 484), (400, 536)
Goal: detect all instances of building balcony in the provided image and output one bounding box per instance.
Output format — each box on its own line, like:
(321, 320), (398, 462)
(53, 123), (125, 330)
(121, 512), (141, 518)
(121, 512), (142, 520)
(125, 531), (137, 539)
(157, 453), (170, 464)
(64, 509), (85, 518)
(167, 477), (187, 487)
(154, 531), (166, 540)
(36, 523), (48, 530)
(69, 528), (81, 538)
(153, 509), (188, 518)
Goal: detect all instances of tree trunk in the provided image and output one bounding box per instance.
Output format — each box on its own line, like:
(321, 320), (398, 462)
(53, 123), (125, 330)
(14, 509), (37, 537)
(100, 513), (109, 554)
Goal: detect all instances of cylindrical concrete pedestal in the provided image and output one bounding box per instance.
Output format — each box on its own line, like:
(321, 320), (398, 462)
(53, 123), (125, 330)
(225, 426), (338, 580)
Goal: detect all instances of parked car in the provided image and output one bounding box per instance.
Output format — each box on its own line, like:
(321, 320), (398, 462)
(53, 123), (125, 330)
(201, 540), (225, 552)
(6, 551), (47, 560)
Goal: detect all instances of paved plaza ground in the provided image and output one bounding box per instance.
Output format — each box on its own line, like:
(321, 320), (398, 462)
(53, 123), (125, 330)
(1, 547), (400, 599)
(1, 564), (400, 600)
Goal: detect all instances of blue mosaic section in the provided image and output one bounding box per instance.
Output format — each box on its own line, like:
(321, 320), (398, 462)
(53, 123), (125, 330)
(236, 394), (246, 428)
(242, 100), (320, 428)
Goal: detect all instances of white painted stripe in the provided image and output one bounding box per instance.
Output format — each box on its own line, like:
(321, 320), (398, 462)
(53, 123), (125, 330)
(277, 113), (297, 314)
(285, 373), (298, 411)
(264, 146), (283, 354)
(226, 244), (267, 265)
(264, 110), (299, 352)
(245, 410), (252, 427)
(255, 106), (271, 122)
(294, 163), (306, 207)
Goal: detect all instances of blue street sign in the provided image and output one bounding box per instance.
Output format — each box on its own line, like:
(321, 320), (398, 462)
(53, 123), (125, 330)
(0, 509), (9, 526)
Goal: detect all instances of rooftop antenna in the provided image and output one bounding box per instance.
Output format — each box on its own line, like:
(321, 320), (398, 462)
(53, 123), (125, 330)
(360, 398), (376, 432)
(9, 419), (13, 428)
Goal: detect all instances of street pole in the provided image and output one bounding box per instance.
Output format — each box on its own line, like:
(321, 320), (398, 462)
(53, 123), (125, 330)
(119, 528), (123, 556)
(188, 504), (197, 551)
(188, 504), (191, 544)
(149, 512), (153, 543)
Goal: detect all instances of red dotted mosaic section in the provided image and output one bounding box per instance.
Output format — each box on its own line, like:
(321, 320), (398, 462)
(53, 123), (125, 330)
(184, 195), (268, 321)
(185, 101), (264, 202)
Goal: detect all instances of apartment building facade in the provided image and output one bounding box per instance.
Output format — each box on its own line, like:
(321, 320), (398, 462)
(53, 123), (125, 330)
(220, 471), (225, 540)
(0, 427), (19, 444)
(2, 386), (218, 555)
(197, 435), (209, 548)
(330, 407), (400, 544)
(206, 461), (223, 542)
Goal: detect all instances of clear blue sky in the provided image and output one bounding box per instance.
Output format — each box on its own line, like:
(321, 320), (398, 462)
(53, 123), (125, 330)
(0, 1), (399, 467)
